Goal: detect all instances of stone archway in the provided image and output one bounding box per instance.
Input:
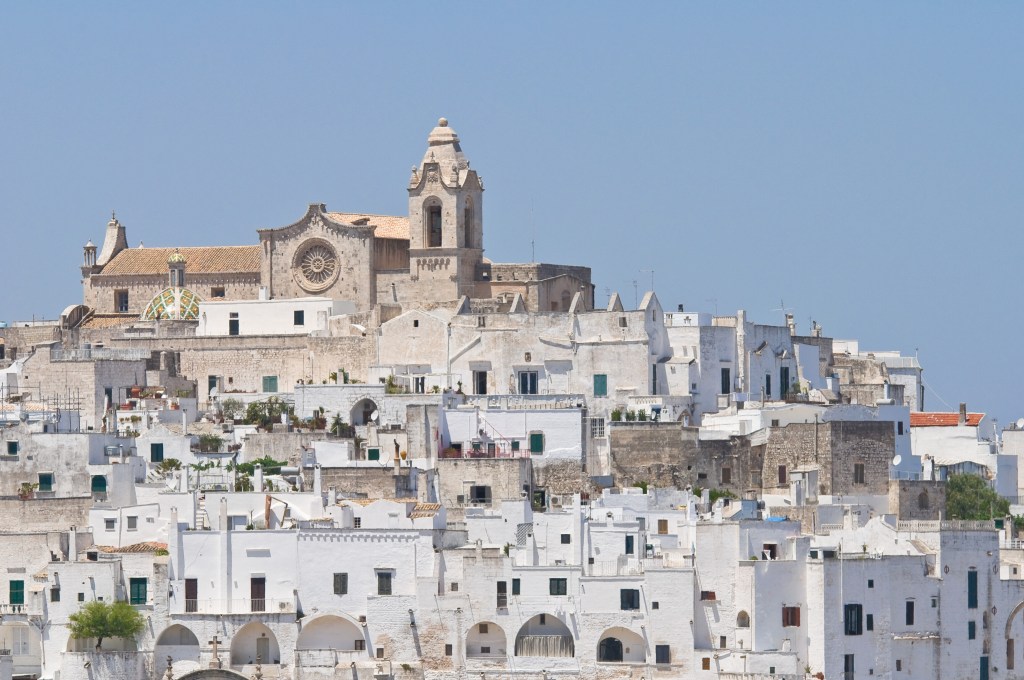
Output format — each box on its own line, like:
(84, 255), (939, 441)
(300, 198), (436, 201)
(296, 614), (364, 651)
(155, 624), (201, 670)
(350, 398), (379, 426)
(466, 621), (507, 657)
(514, 614), (574, 657)
(597, 627), (644, 663)
(229, 621), (280, 666)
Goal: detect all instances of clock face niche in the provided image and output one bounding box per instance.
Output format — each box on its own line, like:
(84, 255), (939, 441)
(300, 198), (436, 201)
(292, 238), (340, 293)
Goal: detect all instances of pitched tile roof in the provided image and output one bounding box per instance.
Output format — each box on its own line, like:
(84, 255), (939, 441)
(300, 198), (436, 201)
(409, 502), (441, 519)
(326, 212), (409, 240)
(99, 246), (261, 276)
(910, 412), (985, 427)
(95, 541), (168, 554)
(79, 314), (139, 329)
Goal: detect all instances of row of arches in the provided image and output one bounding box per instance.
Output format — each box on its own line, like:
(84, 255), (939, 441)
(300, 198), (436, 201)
(154, 622), (281, 667)
(466, 618), (645, 662)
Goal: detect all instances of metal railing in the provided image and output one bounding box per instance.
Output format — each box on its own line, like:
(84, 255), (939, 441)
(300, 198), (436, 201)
(175, 598), (294, 614)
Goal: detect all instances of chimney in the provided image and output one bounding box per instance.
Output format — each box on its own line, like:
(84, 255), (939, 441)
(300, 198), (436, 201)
(959, 403), (968, 426)
(785, 313), (796, 336)
(253, 464), (264, 492)
(313, 465), (323, 496)
(68, 526), (77, 561)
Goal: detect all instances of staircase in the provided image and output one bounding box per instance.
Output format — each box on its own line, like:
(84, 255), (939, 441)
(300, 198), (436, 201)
(196, 494), (210, 530)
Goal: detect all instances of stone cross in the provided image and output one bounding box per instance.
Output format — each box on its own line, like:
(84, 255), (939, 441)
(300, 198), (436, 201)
(252, 657), (263, 680)
(208, 634), (222, 668)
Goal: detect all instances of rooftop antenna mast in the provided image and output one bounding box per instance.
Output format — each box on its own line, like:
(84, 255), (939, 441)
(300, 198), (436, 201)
(639, 269), (655, 293)
(772, 299), (793, 323)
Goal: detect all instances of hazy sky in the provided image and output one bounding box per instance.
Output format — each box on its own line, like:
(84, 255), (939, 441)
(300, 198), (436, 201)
(1, 4), (1021, 427)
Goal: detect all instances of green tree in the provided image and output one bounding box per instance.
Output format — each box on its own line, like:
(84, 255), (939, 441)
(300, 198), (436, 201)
(68, 600), (145, 650)
(220, 398), (244, 421)
(244, 397), (289, 429)
(945, 474), (1009, 520)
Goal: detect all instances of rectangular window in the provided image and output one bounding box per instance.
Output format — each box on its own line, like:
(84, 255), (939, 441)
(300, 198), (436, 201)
(333, 573), (348, 595)
(722, 467), (732, 484)
(549, 578), (567, 596)
(969, 621), (977, 639)
(469, 485), (492, 504)
(115, 290), (129, 313)
(414, 376), (425, 394)
(765, 374), (772, 398)
(593, 374), (608, 397)
(150, 442), (164, 463)
(445, 644), (453, 656)
(496, 581), (507, 608)
(700, 591), (716, 601)
(702, 657), (711, 670)
(367, 447), (380, 461)
(968, 569), (978, 609)
(293, 310), (305, 326)
(844, 654), (855, 674)
(262, 375), (278, 393)
(353, 517), (361, 528)
(866, 613), (874, 631)
(6, 441), (17, 455)
(620, 589), (640, 610)
(211, 287), (225, 298)
(529, 432), (545, 454)
(778, 465), (787, 485)
(658, 519), (669, 535)
(898, 421), (905, 435)
(376, 647), (385, 659)
(473, 370), (488, 395)
(896, 659), (903, 672)
(906, 600), (915, 626)
(518, 371), (539, 395)
(9, 580), (24, 606)
(228, 313), (239, 336)
(354, 640), (365, 651)
(656, 645), (671, 664)
(50, 586), (60, 602)
(105, 518), (116, 531)
(868, 579), (874, 588)
(844, 603), (864, 635)
(625, 535), (635, 555)
(854, 463), (866, 485)
(185, 579), (197, 612)
(377, 571), (393, 596)
(560, 533), (571, 544)
(512, 578), (520, 596)
(782, 606), (800, 627)
(38, 472), (53, 492)
(129, 577), (147, 605)
(590, 417), (606, 439)
(127, 516), (138, 531)
(720, 367), (731, 395)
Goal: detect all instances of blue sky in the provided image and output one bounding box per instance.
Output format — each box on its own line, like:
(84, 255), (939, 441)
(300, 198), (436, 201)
(1, 3), (1021, 426)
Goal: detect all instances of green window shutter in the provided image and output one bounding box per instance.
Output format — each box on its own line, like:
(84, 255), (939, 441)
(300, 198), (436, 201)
(130, 578), (147, 605)
(6, 441), (17, 455)
(512, 578), (520, 595)
(529, 433), (544, 454)
(262, 376), (278, 392)
(368, 448), (380, 461)
(91, 476), (107, 493)
(511, 440), (520, 451)
(334, 573), (348, 595)
(9, 580), (24, 605)
(38, 473), (53, 492)
(593, 374), (607, 397)
(150, 443), (164, 463)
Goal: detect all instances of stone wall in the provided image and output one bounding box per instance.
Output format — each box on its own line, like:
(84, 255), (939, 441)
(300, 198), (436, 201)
(0, 497), (93, 531)
(888, 479), (946, 520)
(762, 421), (894, 495)
(608, 422), (763, 494)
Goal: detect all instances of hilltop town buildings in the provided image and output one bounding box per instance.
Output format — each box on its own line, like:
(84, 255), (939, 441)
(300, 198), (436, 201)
(0, 119), (1019, 680)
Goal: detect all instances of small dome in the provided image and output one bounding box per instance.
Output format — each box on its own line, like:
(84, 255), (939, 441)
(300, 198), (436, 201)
(142, 287), (203, 321)
(167, 249), (187, 264)
(84, 240), (95, 248)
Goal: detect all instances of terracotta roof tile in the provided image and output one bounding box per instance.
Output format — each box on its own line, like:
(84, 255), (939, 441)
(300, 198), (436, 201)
(409, 502), (441, 519)
(95, 541), (168, 554)
(100, 246), (261, 276)
(910, 412), (985, 427)
(326, 212), (409, 240)
(79, 314), (138, 329)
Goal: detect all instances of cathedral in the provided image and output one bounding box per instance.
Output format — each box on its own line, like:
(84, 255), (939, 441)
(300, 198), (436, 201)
(77, 118), (592, 328)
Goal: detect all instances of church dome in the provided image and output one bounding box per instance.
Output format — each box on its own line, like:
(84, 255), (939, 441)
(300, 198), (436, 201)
(142, 287), (202, 321)
(167, 249), (187, 264)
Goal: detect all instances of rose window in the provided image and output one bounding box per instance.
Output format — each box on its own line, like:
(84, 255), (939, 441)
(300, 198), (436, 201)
(298, 244), (338, 287)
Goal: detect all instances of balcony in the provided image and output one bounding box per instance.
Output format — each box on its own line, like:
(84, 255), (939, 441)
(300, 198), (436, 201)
(0, 603), (41, 617)
(173, 598), (295, 615)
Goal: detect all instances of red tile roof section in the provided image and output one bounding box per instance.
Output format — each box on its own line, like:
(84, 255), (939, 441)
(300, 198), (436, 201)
(910, 412), (985, 427)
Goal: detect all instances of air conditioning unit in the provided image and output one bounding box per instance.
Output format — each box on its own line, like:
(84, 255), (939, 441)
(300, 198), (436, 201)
(550, 495), (563, 506)
(278, 601), (288, 611)
(457, 495), (466, 504)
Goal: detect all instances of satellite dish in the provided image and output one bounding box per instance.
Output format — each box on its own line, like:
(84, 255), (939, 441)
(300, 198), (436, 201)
(369, 410), (379, 423)
(892, 455), (902, 467)
(1016, 418), (1024, 430)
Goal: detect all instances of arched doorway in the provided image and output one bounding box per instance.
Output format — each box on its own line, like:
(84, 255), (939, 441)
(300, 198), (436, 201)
(350, 398), (378, 426)
(155, 624), (201, 674)
(466, 621), (506, 657)
(596, 627), (644, 663)
(514, 614), (574, 657)
(230, 622), (280, 666)
(296, 614), (364, 651)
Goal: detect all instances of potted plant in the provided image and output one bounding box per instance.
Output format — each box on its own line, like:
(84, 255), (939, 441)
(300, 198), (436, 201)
(18, 482), (38, 500)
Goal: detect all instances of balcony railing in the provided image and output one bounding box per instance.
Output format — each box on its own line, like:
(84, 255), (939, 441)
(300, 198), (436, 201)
(174, 598), (294, 614)
(0, 603), (39, 616)
(295, 649), (366, 667)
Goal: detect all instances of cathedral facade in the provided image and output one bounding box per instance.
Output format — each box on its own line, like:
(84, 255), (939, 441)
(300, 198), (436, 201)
(77, 119), (592, 327)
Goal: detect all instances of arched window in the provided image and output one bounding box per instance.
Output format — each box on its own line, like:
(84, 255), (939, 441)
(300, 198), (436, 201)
(425, 201), (443, 248)
(463, 197), (474, 249)
(737, 611), (750, 628)
(918, 491), (929, 510)
(598, 637), (623, 662)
